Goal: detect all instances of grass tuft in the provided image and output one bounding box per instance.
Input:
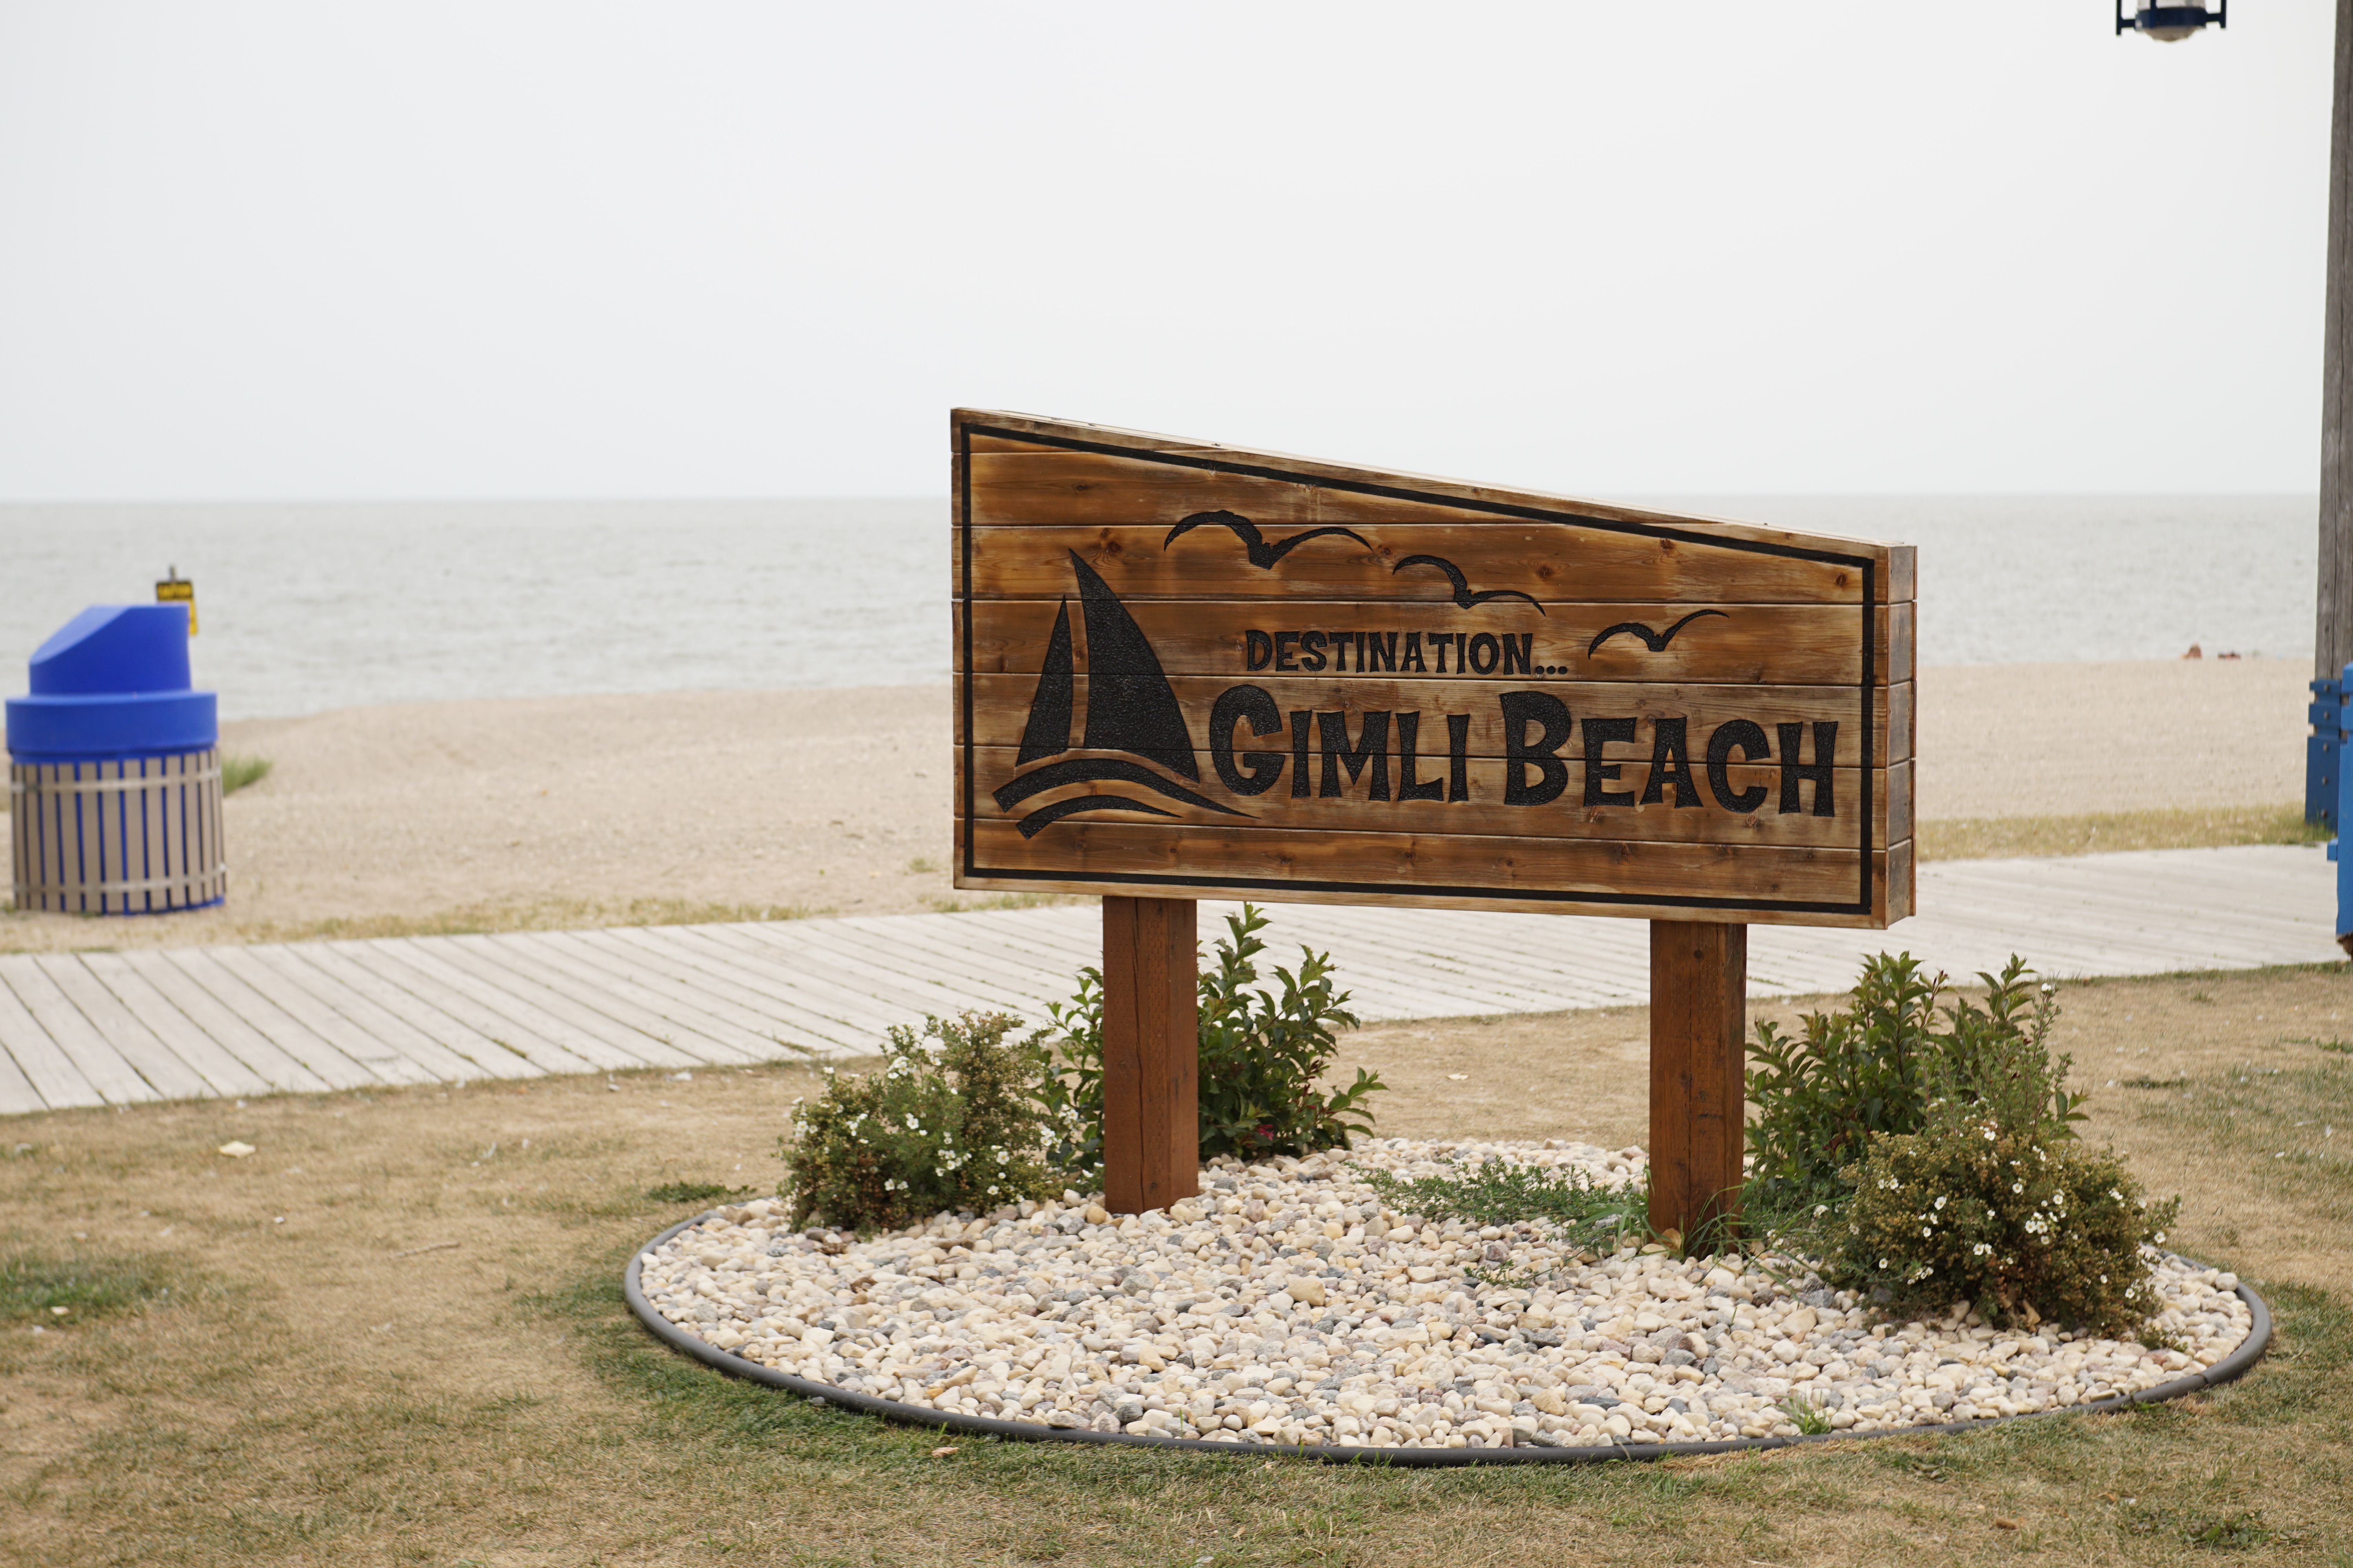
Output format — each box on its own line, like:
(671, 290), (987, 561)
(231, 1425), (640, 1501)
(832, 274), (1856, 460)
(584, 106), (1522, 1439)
(219, 754), (273, 794)
(1360, 1154), (1650, 1254)
(0, 1244), (177, 1324)
(644, 1181), (757, 1206)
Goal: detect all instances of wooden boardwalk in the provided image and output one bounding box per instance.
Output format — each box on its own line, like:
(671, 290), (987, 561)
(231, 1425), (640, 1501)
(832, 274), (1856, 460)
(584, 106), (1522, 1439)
(0, 845), (2337, 1114)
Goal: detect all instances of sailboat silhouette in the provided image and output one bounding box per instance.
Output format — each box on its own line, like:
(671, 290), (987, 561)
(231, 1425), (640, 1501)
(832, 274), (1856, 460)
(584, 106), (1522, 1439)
(993, 551), (1246, 838)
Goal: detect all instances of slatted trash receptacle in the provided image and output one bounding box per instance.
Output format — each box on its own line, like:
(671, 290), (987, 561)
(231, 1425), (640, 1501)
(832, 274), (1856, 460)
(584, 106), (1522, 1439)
(6, 604), (224, 914)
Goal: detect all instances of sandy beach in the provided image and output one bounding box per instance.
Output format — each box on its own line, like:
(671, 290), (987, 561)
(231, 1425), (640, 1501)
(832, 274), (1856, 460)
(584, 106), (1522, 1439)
(0, 658), (2313, 954)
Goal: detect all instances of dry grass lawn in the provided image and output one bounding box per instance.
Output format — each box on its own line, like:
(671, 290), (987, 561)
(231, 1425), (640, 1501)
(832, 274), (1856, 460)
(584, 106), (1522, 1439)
(2, 965), (2349, 1566)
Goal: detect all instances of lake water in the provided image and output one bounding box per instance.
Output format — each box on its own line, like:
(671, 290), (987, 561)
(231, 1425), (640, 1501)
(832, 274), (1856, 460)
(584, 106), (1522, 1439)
(0, 495), (2318, 720)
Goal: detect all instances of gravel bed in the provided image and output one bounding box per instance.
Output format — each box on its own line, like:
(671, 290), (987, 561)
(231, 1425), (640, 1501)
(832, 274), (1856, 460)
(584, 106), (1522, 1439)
(636, 1138), (2253, 1450)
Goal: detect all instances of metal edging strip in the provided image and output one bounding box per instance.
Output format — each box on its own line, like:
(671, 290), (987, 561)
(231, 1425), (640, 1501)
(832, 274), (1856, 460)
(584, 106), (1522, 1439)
(624, 1213), (2275, 1467)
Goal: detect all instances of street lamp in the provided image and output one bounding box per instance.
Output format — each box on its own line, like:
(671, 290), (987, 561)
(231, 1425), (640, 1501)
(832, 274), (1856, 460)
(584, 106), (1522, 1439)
(2115, 2), (2225, 41)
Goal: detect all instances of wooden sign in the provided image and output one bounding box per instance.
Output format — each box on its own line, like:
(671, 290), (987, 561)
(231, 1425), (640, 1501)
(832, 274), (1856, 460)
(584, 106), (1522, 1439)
(952, 410), (1915, 1233)
(954, 411), (1914, 928)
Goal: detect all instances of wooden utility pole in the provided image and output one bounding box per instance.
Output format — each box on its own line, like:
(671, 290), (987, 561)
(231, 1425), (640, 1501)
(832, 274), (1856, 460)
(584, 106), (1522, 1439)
(2320, 0), (2353, 687)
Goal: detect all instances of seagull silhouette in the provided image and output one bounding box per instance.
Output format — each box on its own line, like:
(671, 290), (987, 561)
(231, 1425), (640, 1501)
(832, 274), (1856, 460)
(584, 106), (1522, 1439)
(1391, 554), (1546, 614)
(1163, 510), (1370, 568)
(1586, 608), (1729, 656)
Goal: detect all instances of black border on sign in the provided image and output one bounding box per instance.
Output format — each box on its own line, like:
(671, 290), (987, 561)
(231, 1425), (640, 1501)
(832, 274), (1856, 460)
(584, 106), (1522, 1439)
(956, 420), (1881, 919)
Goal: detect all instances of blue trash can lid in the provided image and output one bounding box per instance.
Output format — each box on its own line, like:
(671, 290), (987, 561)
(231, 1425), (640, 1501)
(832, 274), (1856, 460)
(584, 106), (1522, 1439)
(8, 603), (214, 761)
(30, 604), (192, 695)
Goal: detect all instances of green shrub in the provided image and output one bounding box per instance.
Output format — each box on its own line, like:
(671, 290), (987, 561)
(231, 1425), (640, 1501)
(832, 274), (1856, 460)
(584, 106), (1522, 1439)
(1747, 953), (2083, 1209)
(1040, 904), (1381, 1174)
(777, 1011), (1066, 1233)
(1821, 1106), (2181, 1338)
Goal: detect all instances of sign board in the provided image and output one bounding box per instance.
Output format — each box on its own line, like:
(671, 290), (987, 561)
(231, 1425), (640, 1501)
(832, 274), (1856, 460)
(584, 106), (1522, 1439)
(953, 411), (1914, 929)
(155, 570), (196, 635)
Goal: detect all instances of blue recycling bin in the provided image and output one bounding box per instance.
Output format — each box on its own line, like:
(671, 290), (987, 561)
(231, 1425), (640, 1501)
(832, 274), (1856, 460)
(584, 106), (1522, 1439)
(6, 604), (225, 914)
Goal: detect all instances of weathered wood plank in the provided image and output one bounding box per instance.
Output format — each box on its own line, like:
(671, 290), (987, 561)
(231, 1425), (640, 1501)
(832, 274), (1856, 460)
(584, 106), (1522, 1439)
(31, 956), (214, 1100)
(0, 976), (102, 1109)
(799, 917), (1086, 1011)
(840, 909), (1102, 978)
(415, 938), (705, 1069)
(160, 948), (385, 1090)
(967, 745), (1902, 853)
(576, 928), (879, 1053)
(356, 940), (650, 1072)
(0, 956), (161, 1103)
(242, 946), (501, 1085)
(733, 919), (1051, 1020)
(0, 1031), (41, 1114)
(959, 818), (1887, 925)
(961, 673), (1911, 765)
(964, 521), (1895, 605)
(529, 930), (827, 1059)
(274, 944), (541, 1081)
(496, 932), (778, 1062)
(958, 599), (1902, 688)
(77, 952), (276, 1097)
(625, 926), (922, 1041)
(116, 949), (336, 1094)
(957, 428), (1909, 567)
(207, 947), (438, 1086)
(327, 942), (601, 1077)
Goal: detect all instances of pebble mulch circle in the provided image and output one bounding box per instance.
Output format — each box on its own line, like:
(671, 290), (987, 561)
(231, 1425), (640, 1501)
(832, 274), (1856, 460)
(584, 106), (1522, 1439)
(635, 1139), (2254, 1450)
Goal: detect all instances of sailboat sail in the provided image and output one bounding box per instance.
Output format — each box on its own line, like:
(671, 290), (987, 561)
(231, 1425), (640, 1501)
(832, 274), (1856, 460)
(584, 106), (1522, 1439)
(1068, 552), (1198, 779)
(1015, 600), (1074, 764)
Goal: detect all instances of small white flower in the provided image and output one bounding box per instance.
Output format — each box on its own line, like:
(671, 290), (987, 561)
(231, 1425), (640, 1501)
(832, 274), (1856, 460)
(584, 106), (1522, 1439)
(1934, 1195), (1947, 1210)
(2012, 1182), (2025, 1194)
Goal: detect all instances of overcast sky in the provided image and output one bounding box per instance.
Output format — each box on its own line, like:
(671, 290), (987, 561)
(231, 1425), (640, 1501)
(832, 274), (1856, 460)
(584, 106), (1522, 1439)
(0, 3), (2333, 501)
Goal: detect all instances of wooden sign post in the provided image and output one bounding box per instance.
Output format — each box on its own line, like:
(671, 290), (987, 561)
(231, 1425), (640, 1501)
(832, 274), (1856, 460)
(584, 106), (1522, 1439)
(953, 411), (1914, 1236)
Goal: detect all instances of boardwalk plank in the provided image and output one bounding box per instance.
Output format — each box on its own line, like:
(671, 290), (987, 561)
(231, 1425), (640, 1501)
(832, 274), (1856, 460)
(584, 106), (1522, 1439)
(527, 931), (823, 1059)
(205, 947), (435, 1086)
(79, 953), (276, 1097)
(328, 943), (599, 1076)
(32, 957), (213, 1099)
(738, 922), (1058, 1017)
(284, 941), (539, 1074)
(391, 939), (691, 1070)
(0, 980), (95, 1109)
(583, 928), (877, 1054)
(478, 934), (769, 1064)
(687, 926), (992, 1032)
(244, 946), (505, 1085)
(160, 949), (383, 1090)
(277, 945), (541, 1081)
(436, 935), (740, 1066)
(116, 950), (335, 1094)
(0, 956), (159, 1103)
(0, 1033), (41, 1114)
